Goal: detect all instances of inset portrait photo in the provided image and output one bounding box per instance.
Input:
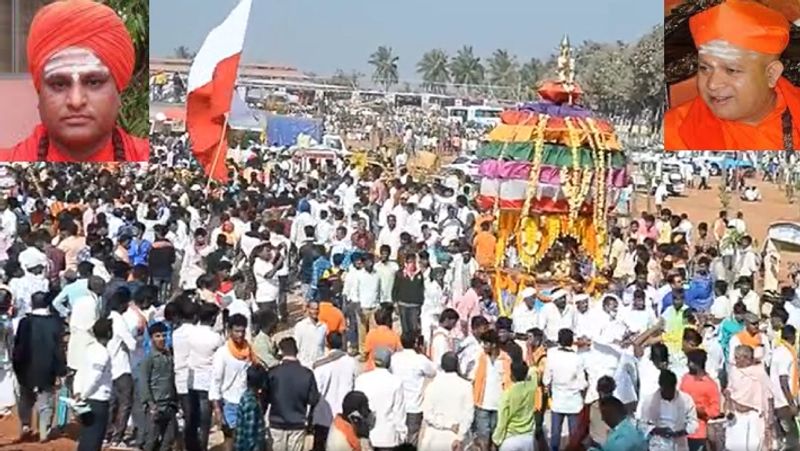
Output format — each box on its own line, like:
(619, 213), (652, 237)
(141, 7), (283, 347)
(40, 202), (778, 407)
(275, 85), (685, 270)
(664, 0), (800, 150)
(0, 0), (148, 162)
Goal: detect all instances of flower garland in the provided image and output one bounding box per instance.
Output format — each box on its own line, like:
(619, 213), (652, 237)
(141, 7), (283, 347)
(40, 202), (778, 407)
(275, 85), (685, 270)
(516, 114), (549, 270)
(586, 117), (610, 266)
(563, 117), (592, 230)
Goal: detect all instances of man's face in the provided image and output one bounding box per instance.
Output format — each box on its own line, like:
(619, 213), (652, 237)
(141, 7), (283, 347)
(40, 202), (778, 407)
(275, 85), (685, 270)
(307, 302), (320, 322)
(152, 331), (166, 351)
(633, 295), (645, 310)
(387, 216), (396, 229)
(230, 325), (246, 345)
(38, 48), (120, 153)
(697, 52), (780, 123)
(576, 299), (588, 314)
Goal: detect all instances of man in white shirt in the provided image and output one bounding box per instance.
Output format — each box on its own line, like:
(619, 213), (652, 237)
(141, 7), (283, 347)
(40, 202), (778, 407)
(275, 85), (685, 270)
(418, 352), (474, 451)
(637, 370), (698, 450)
(106, 289), (137, 446)
(210, 314), (251, 451)
(377, 215), (402, 260)
(728, 276), (760, 316)
(355, 347), (407, 449)
(74, 317), (114, 451)
(457, 316), (490, 381)
(773, 325), (800, 448)
(544, 329), (587, 451)
(390, 332), (436, 446)
(374, 246), (399, 305)
(312, 332), (357, 451)
(294, 301), (328, 368)
(734, 236), (760, 280)
(67, 276), (105, 374)
(654, 182), (669, 211)
(187, 303), (224, 451)
(352, 254), (381, 356)
(428, 308), (459, 368)
(511, 288), (538, 335)
(269, 225), (292, 322)
(539, 290), (576, 343)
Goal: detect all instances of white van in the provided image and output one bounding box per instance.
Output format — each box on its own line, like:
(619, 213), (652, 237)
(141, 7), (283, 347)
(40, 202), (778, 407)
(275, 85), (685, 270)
(446, 106), (503, 127)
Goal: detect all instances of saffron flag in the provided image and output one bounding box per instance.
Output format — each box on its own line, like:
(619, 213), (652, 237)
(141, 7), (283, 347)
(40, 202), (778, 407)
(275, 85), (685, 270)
(186, 0), (253, 183)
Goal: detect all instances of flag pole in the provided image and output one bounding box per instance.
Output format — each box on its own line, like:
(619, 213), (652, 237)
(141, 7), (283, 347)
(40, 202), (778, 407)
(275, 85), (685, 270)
(206, 112), (230, 192)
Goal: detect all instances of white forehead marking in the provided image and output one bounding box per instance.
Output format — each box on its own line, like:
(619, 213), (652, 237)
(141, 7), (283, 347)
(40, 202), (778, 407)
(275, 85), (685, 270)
(699, 40), (759, 62)
(43, 47), (109, 79)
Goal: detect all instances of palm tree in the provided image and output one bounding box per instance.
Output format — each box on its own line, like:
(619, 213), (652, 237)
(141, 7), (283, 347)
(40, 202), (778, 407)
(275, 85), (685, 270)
(417, 49), (450, 94)
(368, 46), (399, 91)
(449, 46), (484, 94)
(173, 45), (194, 60)
(487, 49), (519, 98)
(519, 57), (545, 100)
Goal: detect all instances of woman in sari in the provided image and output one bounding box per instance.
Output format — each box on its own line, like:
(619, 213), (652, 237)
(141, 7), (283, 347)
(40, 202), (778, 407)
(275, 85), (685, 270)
(724, 344), (774, 450)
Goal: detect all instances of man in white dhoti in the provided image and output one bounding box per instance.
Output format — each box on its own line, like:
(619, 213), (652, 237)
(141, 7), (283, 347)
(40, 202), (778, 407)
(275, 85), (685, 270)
(637, 369), (698, 451)
(724, 344), (774, 451)
(311, 332), (357, 451)
(419, 352), (474, 451)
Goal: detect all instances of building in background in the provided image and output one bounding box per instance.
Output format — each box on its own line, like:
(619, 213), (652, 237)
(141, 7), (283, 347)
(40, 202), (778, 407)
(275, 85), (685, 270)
(0, 0), (53, 73)
(0, 0), (53, 147)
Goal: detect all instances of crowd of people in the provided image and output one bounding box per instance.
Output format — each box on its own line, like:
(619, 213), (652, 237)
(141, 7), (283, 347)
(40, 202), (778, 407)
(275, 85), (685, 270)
(0, 134), (796, 451)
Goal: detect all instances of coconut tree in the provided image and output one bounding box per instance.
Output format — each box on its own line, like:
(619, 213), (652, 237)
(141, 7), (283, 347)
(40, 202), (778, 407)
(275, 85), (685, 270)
(449, 45), (485, 94)
(487, 48), (519, 98)
(519, 57), (545, 100)
(417, 49), (450, 94)
(173, 45), (194, 60)
(368, 46), (399, 91)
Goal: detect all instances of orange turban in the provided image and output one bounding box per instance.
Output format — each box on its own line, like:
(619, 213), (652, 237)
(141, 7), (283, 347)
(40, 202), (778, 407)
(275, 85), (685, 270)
(26, 0), (135, 92)
(690, 0), (790, 55)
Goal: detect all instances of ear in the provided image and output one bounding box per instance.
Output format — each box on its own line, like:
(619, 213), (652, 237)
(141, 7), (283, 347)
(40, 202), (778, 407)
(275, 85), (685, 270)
(766, 59), (784, 88)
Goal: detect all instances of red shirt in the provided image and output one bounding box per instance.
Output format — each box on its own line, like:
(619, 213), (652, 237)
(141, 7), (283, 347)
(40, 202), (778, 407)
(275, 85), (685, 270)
(1, 125), (148, 162)
(679, 373), (721, 439)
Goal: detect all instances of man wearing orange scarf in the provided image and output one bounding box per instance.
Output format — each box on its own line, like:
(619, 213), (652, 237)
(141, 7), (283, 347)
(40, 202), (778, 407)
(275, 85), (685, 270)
(729, 312), (771, 364)
(1, 0), (148, 162)
(472, 329), (512, 451)
(210, 314), (252, 451)
(772, 325), (800, 447)
(664, 0), (800, 150)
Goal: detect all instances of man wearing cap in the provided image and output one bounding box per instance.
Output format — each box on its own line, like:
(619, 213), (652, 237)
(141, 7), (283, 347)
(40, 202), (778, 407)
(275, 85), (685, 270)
(3, 0), (148, 162)
(664, 0), (800, 150)
(354, 347), (407, 449)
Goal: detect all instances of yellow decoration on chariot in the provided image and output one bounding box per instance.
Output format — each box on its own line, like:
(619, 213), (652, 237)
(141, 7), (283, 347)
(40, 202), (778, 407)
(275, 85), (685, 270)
(520, 217), (543, 257)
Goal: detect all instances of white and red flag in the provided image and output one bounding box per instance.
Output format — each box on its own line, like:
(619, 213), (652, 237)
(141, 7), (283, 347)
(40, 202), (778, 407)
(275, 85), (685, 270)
(186, 0), (252, 183)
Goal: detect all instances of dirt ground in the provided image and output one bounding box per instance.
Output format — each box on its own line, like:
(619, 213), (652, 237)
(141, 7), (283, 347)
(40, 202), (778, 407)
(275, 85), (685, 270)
(0, 175), (796, 450)
(633, 175), (800, 282)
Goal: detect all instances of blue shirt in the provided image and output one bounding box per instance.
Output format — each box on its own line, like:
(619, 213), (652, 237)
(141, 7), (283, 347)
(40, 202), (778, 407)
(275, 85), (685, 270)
(128, 238), (152, 266)
(52, 279), (91, 318)
(590, 417), (647, 451)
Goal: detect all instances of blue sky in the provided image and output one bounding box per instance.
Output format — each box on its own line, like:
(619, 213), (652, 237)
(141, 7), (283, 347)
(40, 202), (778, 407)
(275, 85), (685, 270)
(150, 0), (660, 80)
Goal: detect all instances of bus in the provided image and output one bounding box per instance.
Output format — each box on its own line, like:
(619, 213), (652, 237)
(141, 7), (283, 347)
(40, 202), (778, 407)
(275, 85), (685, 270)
(446, 105), (503, 127)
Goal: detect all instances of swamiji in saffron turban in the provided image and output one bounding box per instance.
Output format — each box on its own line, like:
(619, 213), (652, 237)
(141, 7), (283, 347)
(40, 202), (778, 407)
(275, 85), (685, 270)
(664, 0), (800, 151)
(0, 0), (148, 162)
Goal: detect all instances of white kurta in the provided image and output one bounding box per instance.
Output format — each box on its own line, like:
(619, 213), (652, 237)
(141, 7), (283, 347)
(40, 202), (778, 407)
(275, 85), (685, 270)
(67, 293), (100, 370)
(354, 368), (407, 448)
(419, 372), (474, 450)
(312, 351), (357, 427)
